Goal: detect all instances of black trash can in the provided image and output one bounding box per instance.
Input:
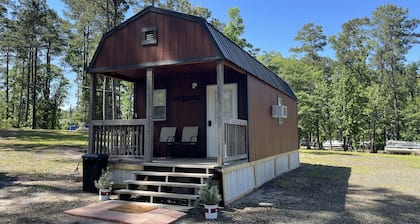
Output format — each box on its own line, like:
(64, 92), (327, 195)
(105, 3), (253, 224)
(82, 153), (109, 193)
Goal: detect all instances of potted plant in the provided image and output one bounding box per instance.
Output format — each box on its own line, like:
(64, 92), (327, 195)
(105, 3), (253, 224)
(199, 185), (221, 220)
(94, 168), (113, 201)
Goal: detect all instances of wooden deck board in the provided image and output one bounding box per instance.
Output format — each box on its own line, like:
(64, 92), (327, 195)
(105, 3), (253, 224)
(116, 189), (199, 200)
(132, 171), (213, 178)
(124, 180), (206, 188)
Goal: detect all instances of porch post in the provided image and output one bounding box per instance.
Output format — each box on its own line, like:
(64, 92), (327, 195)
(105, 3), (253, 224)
(144, 68), (154, 162)
(88, 73), (97, 154)
(216, 61), (225, 166)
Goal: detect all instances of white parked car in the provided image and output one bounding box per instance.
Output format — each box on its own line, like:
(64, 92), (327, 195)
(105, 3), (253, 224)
(322, 140), (343, 149)
(384, 140), (420, 154)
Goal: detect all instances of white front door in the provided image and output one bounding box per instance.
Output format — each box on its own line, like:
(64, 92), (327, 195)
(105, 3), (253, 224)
(206, 83), (238, 158)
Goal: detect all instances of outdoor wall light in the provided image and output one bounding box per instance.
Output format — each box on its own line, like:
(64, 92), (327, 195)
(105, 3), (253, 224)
(192, 82), (198, 89)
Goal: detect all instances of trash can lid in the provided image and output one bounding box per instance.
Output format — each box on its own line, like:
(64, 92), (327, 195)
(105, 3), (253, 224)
(82, 153), (109, 158)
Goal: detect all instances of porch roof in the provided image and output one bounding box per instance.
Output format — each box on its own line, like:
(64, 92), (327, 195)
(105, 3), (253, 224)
(88, 6), (297, 101)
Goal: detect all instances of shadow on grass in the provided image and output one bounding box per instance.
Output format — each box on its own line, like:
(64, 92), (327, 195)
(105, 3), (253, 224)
(0, 170), (97, 223)
(0, 143), (86, 152)
(0, 172), (17, 189)
(340, 185), (420, 224)
(222, 163), (420, 224)
(0, 129), (86, 139)
(0, 199), (93, 223)
(0, 172), (86, 199)
(265, 164), (351, 212)
(301, 150), (359, 156)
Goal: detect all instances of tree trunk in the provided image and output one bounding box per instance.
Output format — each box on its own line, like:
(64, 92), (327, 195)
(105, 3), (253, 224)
(343, 137), (348, 151)
(106, 0), (110, 29)
(370, 118), (376, 153)
(5, 47), (10, 120)
(18, 59), (26, 127)
(81, 26), (90, 122)
(329, 139), (332, 150)
(43, 42), (52, 128)
(316, 120), (321, 149)
(25, 49), (32, 125)
(389, 64), (400, 140)
(32, 47), (38, 129)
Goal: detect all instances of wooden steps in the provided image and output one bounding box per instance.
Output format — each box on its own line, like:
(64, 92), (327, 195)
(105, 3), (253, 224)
(132, 171), (212, 183)
(124, 180), (207, 189)
(116, 162), (215, 207)
(117, 189), (200, 200)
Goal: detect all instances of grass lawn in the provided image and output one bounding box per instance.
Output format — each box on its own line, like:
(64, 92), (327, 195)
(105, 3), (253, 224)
(0, 129), (96, 224)
(0, 129), (88, 176)
(0, 128), (87, 150)
(1, 129), (419, 223)
(203, 149), (420, 224)
(300, 149), (420, 169)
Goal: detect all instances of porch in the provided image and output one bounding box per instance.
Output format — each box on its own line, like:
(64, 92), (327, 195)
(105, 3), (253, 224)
(88, 117), (249, 164)
(88, 56), (251, 165)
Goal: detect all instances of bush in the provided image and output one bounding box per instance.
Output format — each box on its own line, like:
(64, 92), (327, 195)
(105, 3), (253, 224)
(94, 168), (113, 189)
(199, 185), (221, 205)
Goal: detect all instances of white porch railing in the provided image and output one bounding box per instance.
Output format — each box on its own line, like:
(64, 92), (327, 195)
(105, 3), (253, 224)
(90, 119), (146, 157)
(224, 118), (248, 162)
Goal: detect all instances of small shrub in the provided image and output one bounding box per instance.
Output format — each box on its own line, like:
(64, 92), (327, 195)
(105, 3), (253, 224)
(199, 185), (221, 205)
(94, 168), (113, 189)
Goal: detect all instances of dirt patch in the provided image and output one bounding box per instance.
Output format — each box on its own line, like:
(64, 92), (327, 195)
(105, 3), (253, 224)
(0, 147), (106, 224)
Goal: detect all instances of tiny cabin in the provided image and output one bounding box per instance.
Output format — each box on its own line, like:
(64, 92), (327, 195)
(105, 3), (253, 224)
(86, 6), (300, 205)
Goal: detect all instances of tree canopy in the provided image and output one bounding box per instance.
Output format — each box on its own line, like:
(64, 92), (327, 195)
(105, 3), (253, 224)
(0, 1), (418, 151)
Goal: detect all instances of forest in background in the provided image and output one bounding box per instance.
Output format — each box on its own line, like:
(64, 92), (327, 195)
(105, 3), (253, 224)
(0, 0), (419, 151)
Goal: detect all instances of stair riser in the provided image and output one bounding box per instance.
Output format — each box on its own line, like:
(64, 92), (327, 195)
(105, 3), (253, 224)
(118, 163), (216, 207)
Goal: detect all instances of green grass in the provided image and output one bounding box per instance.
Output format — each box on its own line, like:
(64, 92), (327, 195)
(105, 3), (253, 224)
(0, 128), (88, 150)
(300, 149), (420, 169)
(0, 128), (87, 176)
(377, 153), (420, 169)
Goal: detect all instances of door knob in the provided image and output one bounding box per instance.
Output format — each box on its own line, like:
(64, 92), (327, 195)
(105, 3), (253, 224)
(208, 120), (212, 127)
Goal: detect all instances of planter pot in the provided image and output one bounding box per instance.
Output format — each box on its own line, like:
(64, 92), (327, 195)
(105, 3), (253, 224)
(204, 204), (218, 220)
(98, 189), (111, 201)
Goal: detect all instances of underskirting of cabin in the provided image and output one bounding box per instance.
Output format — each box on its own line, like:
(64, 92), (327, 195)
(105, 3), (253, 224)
(108, 162), (143, 188)
(221, 150), (300, 205)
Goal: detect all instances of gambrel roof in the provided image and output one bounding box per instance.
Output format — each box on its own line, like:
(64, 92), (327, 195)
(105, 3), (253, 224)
(89, 6), (297, 100)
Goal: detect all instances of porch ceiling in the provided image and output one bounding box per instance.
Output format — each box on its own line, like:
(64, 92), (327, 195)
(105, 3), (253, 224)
(100, 61), (220, 82)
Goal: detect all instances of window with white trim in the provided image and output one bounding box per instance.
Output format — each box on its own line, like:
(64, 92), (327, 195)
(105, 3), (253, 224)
(278, 96), (283, 125)
(153, 89), (166, 121)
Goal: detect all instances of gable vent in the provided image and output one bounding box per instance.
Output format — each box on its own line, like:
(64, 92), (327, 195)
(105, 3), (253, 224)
(141, 27), (157, 45)
(145, 31), (155, 41)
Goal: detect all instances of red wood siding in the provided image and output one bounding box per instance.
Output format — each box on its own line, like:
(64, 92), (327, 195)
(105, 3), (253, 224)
(247, 75), (298, 161)
(92, 11), (218, 70)
(134, 67), (247, 158)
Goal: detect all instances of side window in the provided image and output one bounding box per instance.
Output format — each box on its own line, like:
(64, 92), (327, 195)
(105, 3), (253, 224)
(224, 88), (234, 118)
(153, 89), (166, 121)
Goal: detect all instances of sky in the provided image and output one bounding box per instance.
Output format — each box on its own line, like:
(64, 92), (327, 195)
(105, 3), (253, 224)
(47, 0), (420, 109)
(188, 0), (420, 60)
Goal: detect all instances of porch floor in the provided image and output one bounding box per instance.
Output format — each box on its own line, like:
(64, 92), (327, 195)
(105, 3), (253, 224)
(149, 157), (249, 168)
(150, 157), (218, 168)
